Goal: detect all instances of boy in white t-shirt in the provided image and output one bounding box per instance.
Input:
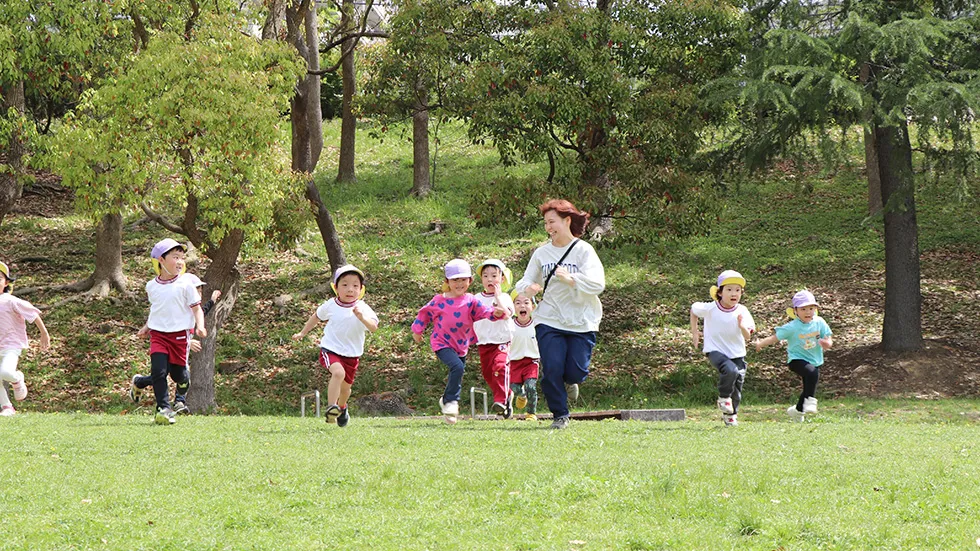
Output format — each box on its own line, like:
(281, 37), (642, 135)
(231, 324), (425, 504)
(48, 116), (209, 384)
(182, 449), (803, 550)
(0, 261), (51, 416)
(690, 270), (756, 426)
(473, 259), (516, 417)
(292, 265), (379, 427)
(134, 239), (207, 425)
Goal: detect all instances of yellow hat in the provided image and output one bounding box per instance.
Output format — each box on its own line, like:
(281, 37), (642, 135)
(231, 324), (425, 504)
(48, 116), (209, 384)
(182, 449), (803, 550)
(331, 264), (366, 300)
(0, 261), (14, 292)
(477, 259), (513, 292)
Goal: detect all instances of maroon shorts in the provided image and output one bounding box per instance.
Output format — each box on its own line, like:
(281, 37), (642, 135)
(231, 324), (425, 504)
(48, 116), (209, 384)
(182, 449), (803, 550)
(319, 349), (360, 385)
(149, 329), (192, 366)
(510, 357), (539, 384)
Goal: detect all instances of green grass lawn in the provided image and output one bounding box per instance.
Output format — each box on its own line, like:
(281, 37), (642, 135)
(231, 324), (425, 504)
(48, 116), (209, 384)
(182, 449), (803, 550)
(2, 410), (980, 550)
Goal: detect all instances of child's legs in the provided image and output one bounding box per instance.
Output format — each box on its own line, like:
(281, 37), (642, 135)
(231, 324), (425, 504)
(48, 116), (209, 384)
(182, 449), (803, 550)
(478, 344), (510, 404)
(435, 348), (466, 403)
(338, 381), (353, 409)
(0, 349), (21, 382)
(150, 352), (173, 410)
(730, 359), (746, 413)
(326, 362), (346, 406)
(134, 374), (153, 389)
(707, 351), (742, 400)
(788, 359), (819, 410)
(0, 384), (9, 408)
(173, 366), (190, 403)
(524, 378), (538, 414)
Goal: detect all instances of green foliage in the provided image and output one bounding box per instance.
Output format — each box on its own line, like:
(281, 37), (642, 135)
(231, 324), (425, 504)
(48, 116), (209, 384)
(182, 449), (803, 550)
(466, 174), (558, 232)
(455, 0), (744, 242)
(46, 14), (306, 248)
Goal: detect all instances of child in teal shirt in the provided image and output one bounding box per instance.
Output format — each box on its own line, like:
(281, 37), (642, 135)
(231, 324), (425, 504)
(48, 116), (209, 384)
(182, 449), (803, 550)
(756, 290), (833, 422)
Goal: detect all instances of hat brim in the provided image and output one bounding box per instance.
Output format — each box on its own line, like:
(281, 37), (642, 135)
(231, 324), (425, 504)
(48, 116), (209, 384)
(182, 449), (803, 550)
(718, 277), (746, 289)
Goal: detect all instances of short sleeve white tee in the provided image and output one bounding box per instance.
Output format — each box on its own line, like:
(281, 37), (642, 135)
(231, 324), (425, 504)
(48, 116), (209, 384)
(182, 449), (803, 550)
(691, 301), (755, 359)
(509, 320), (539, 360)
(146, 273), (202, 332)
(316, 298), (378, 358)
(473, 292), (515, 345)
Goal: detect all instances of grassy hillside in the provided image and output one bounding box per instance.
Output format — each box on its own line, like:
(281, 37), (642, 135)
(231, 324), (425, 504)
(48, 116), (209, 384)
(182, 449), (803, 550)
(2, 120), (979, 417)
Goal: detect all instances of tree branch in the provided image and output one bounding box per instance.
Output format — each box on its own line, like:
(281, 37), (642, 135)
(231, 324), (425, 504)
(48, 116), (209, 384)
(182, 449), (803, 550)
(141, 202), (186, 234)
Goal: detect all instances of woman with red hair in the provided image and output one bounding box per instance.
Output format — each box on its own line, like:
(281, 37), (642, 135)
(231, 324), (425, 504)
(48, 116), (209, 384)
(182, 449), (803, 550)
(513, 200), (605, 429)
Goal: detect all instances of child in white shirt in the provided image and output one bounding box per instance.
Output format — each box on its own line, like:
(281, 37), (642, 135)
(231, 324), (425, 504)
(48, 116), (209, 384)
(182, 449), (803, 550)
(473, 259), (516, 417)
(509, 293), (540, 421)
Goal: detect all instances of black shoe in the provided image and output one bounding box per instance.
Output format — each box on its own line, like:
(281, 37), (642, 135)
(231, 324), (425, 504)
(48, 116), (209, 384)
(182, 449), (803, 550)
(173, 401), (190, 415)
(337, 407), (350, 428)
(325, 404), (341, 424)
(503, 392), (513, 419)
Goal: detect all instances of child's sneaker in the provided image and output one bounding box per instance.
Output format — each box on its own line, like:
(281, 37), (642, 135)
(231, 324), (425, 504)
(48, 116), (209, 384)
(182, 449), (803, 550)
(515, 395), (528, 410)
(337, 406), (350, 428)
(439, 397), (458, 424)
(717, 397), (734, 414)
(723, 414), (738, 426)
(0, 405), (15, 417)
(491, 402), (507, 415)
(503, 394), (513, 420)
(565, 383), (579, 401)
(128, 375), (142, 403)
(11, 372), (27, 401)
(525, 413), (537, 422)
(172, 401), (190, 415)
(325, 404), (341, 424)
(802, 397), (818, 414)
(786, 405), (805, 423)
(551, 415), (571, 430)
(155, 407), (176, 425)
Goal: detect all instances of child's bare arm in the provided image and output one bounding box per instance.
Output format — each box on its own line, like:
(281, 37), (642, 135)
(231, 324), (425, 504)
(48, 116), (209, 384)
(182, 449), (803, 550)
(352, 304), (379, 332)
(191, 304), (207, 338)
(754, 334), (779, 352)
(819, 335), (833, 350)
(33, 316), (50, 351)
(689, 313), (700, 349)
(736, 313), (752, 341)
(292, 312), (321, 340)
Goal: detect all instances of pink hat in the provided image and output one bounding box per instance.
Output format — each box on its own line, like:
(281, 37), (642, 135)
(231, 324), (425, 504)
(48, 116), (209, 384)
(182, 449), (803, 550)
(444, 259), (472, 280)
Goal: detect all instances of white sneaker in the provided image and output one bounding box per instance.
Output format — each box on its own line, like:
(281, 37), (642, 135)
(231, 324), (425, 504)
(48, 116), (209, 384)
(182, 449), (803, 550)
(717, 397), (734, 414)
(11, 372), (27, 401)
(0, 405), (15, 417)
(565, 383), (579, 401)
(787, 405), (805, 423)
(802, 397), (818, 414)
(723, 414), (738, 426)
(438, 397), (459, 416)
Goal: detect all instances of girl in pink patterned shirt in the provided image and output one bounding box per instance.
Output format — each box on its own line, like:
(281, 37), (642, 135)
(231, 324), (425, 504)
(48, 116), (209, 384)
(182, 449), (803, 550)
(0, 261), (51, 416)
(412, 259), (508, 424)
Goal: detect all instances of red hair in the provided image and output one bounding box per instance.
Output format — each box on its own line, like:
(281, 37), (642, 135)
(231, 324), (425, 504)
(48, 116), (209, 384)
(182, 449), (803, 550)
(539, 199), (589, 237)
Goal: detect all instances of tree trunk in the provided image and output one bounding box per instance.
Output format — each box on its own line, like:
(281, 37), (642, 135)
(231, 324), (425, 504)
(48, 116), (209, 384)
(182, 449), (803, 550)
(0, 80), (26, 227)
(876, 122), (922, 352)
(280, 0), (346, 269)
(59, 212), (129, 296)
(336, 0), (357, 183)
(186, 229), (245, 414)
(860, 63), (882, 216)
(411, 97), (431, 197)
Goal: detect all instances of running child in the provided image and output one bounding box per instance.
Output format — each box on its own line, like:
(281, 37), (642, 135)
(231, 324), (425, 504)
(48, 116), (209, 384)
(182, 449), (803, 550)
(690, 270), (756, 426)
(412, 259), (509, 424)
(509, 293), (540, 421)
(755, 289), (833, 422)
(0, 261), (51, 416)
(292, 264), (379, 427)
(473, 259), (515, 416)
(129, 286), (221, 415)
(135, 238), (207, 425)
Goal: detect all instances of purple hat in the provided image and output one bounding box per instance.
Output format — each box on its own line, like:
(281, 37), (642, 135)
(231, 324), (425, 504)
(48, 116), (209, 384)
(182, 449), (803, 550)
(444, 259), (472, 280)
(792, 289), (818, 308)
(150, 238), (185, 260)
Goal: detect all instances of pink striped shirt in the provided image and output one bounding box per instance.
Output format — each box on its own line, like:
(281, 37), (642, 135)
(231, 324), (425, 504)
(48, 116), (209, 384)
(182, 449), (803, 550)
(412, 293), (498, 356)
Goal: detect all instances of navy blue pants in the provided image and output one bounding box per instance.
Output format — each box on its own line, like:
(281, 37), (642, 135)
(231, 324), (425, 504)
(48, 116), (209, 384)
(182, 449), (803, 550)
(535, 324), (597, 419)
(707, 351), (746, 413)
(436, 348), (467, 404)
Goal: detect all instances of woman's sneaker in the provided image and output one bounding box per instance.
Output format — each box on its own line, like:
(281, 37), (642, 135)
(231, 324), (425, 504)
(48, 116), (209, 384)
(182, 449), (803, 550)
(0, 405), (15, 417)
(802, 397), (818, 413)
(551, 415), (571, 430)
(11, 372), (27, 401)
(565, 383), (579, 401)
(337, 407), (350, 428)
(324, 404), (341, 424)
(786, 405), (805, 423)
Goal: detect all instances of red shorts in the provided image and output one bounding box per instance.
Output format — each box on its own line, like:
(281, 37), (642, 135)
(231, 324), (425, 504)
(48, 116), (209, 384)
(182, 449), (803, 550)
(510, 357), (539, 384)
(319, 349), (359, 385)
(149, 329), (192, 366)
